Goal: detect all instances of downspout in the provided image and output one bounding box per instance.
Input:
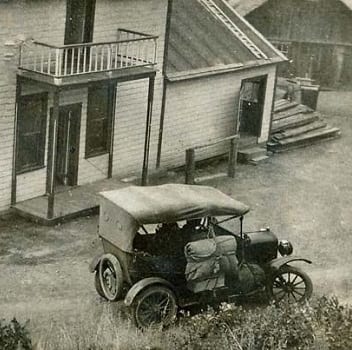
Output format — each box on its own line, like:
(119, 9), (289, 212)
(268, 65), (278, 140)
(156, 0), (173, 168)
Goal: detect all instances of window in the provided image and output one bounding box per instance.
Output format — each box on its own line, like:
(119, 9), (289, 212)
(16, 93), (48, 174)
(85, 85), (111, 158)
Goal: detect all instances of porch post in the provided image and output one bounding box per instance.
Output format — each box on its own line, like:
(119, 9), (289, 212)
(46, 88), (60, 219)
(11, 77), (22, 206)
(141, 74), (155, 186)
(108, 81), (117, 178)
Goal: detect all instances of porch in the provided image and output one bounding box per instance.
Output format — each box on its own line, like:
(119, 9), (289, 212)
(13, 177), (130, 225)
(12, 29), (158, 220)
(18, 29), (158, 87)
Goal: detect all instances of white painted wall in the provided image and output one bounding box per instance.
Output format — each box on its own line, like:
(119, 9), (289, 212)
(160, 64), (277, 168)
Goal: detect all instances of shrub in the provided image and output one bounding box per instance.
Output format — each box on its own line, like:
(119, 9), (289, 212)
(11, 296), (352, 350)
(0, 318), (32, 350)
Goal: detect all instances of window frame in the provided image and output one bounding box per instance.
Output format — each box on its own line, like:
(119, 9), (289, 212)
(85, 84), (112, 159)
(16, 93), (48, 175)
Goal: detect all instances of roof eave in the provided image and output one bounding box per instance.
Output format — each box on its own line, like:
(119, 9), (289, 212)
(166, 56), (286, 82)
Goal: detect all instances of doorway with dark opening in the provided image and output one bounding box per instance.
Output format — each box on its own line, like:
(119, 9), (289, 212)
(238, 75), (267, 143)
(55, 104), (82, 188)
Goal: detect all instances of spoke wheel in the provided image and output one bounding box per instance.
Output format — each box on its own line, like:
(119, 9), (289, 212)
(133, 286), (177, 329)
(94, 271), (105, 298)
(269, 265), (313, 304)
(98, 254), (123, 301)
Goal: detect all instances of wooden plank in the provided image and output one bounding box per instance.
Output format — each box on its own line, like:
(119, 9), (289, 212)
(273, 104), (313, 121)
(272, 120), (327, 140)
(271, 112), (319, 133)
(277, 127), (341, 146)
(274, 100), (299, 113)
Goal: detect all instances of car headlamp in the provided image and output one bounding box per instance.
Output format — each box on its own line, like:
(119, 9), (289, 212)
(278, 240), (293, 256)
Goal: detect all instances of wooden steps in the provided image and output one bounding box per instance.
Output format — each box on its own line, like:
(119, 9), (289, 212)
(271, 112), (319, 133)
(272, 120), (327, 141)
(268, 99), (341, 152)
(238, 146), (268, 165)
(273, 104), (312, 121)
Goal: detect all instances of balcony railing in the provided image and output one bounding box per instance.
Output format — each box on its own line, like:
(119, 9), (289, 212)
(19, 29), (158, 78)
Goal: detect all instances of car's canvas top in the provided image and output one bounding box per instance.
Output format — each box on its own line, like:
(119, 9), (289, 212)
(100, 184), (249, 224)
(98, 184), (249, 252)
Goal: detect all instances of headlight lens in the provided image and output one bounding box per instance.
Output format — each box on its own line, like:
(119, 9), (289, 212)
(278, 240), (293, 256)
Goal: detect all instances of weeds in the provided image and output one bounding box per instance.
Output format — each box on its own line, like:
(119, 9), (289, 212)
(4, 296), (352, 350)
(0, 318), (32, 350)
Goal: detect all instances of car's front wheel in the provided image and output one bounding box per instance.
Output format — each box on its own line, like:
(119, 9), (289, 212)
(268, 265), (313, 304)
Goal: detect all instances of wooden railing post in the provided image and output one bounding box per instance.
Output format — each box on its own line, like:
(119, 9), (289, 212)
(227, 136), (239, 178)
(185, 148), (195, 184)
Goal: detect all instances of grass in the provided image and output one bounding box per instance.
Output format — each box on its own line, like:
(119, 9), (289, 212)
(4, 296), (349, 350)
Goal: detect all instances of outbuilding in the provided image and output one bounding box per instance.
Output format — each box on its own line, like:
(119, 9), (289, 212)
(229, 0), (352, 87)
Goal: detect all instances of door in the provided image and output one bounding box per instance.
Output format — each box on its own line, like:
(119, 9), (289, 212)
(64, 0), (96, 73)
(55, 104), (81, 187)
(238, 76), (267, 137)
(64, 0), (96, 45)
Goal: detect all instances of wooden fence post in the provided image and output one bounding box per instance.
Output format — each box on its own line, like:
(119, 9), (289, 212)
(185, 148), (195, 184)
(227, 136), (238, 178)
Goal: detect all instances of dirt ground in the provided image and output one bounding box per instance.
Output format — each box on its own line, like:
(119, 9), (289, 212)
(0, 90), (351, 329)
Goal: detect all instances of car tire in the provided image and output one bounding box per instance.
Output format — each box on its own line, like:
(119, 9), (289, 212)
(132, 285), (177, 329)
(98, 253), (124, 301)
(94, 271), (105, 299)
(268, 265), (313, 304)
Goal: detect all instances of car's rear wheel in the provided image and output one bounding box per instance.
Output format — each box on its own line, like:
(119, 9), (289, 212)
(132, 285), (177, 329)
(269, 265), (313, 304)
(98, 254), (124, 301)
(94, 271), (105, 298)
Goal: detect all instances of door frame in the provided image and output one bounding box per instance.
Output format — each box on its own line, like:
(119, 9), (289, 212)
(64, 0), (96, 45)
(237, 75), (267, 138)
(53, 103), (82, 187)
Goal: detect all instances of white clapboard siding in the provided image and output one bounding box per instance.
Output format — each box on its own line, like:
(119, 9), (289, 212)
(160, 65), (276, 169)
(112, 76), (163, 177)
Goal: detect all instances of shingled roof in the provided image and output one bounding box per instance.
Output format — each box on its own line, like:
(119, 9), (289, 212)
(229, 0), (352, 16)
(166, 0), (286, 81)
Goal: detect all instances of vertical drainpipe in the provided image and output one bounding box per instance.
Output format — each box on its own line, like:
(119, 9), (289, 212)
(11, 77), (22, 206)
(156, 0), (173, 169)
(268, 65), (278, 140)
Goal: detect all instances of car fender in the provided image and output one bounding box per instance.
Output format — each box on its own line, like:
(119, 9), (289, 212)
(89, 254), (103, 273)
(124, 277), (175, 307)
(268, 256), (312, 272)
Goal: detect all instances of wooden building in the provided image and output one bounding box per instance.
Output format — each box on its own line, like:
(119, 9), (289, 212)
(229, 0), (352, 87)
(0, 0), (283, 218)
(158, 0), (285, 169)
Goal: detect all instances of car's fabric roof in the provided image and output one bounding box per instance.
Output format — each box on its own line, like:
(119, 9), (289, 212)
(100, 184), (249, 224)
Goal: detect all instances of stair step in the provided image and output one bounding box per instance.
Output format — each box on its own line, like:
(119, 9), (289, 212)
(278, 127), (340, 146)
(273, 104), (313, 121)
(272, 120), (327, 141)
(238, 146), (267, 162)
(248, 155), (270, 165)
(268, 127), (341, 152)
(271, 112), (319, 133)
(274, 100), (299, 113)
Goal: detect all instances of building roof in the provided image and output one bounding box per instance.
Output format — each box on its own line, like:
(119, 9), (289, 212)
(229, 0), (352, 16)
(166, 0), (286, 81)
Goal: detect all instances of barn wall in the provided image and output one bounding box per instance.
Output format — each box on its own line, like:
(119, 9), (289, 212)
(160, 64), (276, 169)
(246, 0), (352, 86)
(247, 0), (352, 44)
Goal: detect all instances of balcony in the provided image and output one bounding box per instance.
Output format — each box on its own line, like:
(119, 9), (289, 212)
(18, 29), (158, 86)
